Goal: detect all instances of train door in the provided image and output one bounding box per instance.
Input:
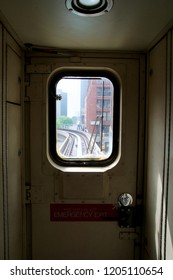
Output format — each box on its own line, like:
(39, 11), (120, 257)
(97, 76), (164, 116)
(26, 53), (145, 260)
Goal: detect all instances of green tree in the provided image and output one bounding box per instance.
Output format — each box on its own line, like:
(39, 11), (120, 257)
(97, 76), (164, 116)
(56, 116), (73, 129)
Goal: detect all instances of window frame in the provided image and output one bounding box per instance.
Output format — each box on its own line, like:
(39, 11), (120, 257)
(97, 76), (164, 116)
(47, 68), (121, 170)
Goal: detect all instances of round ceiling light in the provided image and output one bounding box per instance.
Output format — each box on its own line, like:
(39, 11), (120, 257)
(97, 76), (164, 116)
(65, 0), (114, 16)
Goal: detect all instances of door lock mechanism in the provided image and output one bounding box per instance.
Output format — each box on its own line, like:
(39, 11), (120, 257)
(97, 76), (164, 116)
(118, 193), (133, 207)
(117, 193), (142, 228)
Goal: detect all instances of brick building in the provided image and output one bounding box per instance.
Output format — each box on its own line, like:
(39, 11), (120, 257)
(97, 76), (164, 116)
(84, 78), (113, 151)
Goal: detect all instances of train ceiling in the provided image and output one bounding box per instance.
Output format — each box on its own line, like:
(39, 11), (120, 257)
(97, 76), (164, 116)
(0, 0), (173, 51)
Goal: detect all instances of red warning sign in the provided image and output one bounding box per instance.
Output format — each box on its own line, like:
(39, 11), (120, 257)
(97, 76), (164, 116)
(50, 203), (118, 222)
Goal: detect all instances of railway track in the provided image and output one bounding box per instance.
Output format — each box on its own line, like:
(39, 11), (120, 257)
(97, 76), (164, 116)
(59, 132), (77, 157)
(57, 128), (98, 158)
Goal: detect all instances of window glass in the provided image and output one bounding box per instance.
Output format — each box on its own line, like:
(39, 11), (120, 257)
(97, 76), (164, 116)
(56, 77), (113, 160)
(48, 70), (120, 168)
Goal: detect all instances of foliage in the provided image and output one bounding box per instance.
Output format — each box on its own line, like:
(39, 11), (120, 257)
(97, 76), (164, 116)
(56, 116), (73, 128)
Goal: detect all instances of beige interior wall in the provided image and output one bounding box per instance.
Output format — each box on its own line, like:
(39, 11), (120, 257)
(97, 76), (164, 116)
(165, 30), (173, 259)
(0, 23), (4, 259)
(0, 26), (24, 259)
(144, 37), (167, 259)
(144, 30), (173, 259)
(6, 33), (23, 259)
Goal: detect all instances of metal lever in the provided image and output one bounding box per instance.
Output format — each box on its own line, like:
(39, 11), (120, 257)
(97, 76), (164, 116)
(118, 193), (133, 207)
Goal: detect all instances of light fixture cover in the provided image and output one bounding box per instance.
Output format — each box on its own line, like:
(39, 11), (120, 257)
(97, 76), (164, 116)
(78, 0), (102, 8)
(65, 0), (114, 16)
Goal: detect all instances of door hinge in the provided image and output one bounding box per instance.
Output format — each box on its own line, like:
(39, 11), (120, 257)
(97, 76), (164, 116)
(119, 232), (139, 240)
(26, 185), (31, 204)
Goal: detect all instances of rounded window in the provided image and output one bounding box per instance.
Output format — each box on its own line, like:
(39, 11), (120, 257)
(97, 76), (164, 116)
(47, 68), (121, 171)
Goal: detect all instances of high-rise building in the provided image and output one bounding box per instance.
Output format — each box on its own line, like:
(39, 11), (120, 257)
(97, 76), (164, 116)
(85, 78), (113, 151)
(56, 89), (67, 116)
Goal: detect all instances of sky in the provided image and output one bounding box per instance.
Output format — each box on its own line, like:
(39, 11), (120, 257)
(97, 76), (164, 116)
(56, 78), (81, 117)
